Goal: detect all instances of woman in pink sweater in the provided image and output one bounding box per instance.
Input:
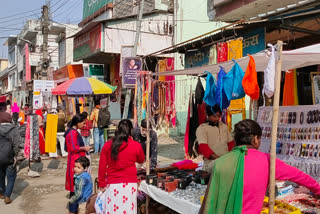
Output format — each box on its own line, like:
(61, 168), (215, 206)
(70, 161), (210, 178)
(201, 119), (320, 214)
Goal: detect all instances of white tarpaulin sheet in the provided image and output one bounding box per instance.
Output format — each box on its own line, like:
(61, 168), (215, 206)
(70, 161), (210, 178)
(139, 181), (200, 214)
(154, 43), (320, 76)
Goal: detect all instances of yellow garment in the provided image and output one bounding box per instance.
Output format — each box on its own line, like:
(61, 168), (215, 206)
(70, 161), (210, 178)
(45, 114), (58, 153)
(158, 60), (166, 81)
(283, 70), (299, 106)
(228, 39), (243, 60)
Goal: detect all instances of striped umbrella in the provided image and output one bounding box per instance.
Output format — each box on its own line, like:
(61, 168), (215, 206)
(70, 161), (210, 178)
(52, 77), (117, 95)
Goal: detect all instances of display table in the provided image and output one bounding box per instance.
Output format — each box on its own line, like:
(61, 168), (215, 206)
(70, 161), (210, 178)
(139, 181), (201, 214)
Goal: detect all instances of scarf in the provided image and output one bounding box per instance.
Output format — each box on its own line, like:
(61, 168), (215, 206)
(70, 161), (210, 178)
(202, 146), (246, 214)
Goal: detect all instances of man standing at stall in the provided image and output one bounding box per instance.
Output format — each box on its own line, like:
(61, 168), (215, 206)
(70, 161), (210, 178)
(90, 102), (104, 154)
(196, 104), (234, 173)
(132, 119), (158, 170)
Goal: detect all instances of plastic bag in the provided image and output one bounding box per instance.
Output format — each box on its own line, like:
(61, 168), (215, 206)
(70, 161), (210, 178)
(223, 60), (245, 101)
(95, 191), (107, 214)
(203, 71), (217, 106)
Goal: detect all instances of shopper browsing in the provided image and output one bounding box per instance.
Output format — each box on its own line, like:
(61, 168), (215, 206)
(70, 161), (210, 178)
(80, 112), (93, 146)
(68, 156), (93, 214)
(200, 119), (320, 214)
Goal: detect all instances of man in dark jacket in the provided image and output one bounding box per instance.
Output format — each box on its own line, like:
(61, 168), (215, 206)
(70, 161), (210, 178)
(0, 116), (21, 204)
(132, 119), (158, 170)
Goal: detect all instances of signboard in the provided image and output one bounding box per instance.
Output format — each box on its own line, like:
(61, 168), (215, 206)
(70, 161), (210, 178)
(83, 0), (112, 19)
(120, 46), (134, 75)
(185, 46), (211, 69)
(33, 93), (42, 110)
(122, 57), (142, 88)
(33, 80), (55, 92)
(74, 24), (102, 61)
(53, 66), (69, 83)
(243, 27), (265, 56)
(89, 64), (104, 76)
(24, 43), (31, 81)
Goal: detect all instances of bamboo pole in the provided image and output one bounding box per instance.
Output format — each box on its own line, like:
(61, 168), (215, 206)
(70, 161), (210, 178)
(249, 98), (252, 120)
(145, 73), (152, 214)
(268, 40), (283, 214)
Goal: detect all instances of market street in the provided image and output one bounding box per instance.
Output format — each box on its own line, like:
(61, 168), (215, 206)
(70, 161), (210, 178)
(0, 135), (184, 214)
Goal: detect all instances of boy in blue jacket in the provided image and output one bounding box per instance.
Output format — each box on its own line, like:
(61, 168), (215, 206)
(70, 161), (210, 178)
(69, 157), (93, 214)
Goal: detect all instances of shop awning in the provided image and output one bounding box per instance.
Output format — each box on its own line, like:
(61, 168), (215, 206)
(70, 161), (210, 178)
(153, 43), (320, 76)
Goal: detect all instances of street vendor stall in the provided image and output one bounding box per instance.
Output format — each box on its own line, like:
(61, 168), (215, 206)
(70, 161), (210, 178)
(139, 42), (320, 214)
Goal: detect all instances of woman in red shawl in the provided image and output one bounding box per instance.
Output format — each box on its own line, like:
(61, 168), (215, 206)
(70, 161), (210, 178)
(64, 114), (90, 194)
(35, 109), (45, 154)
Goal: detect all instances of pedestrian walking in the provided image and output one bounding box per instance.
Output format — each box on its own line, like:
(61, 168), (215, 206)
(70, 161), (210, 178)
(68, 156), (93, 214)
(64, 114), (90, 195)
(97, 119), (145, 214)
(80, 112), (93, 146)
(0, 114), (23, 204)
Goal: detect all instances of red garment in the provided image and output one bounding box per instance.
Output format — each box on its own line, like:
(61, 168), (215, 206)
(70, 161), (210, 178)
(39, 127), (45, 154)
(65, 129), (86, 192)
(198, 144), (214, 159)
(35, 109), (45, 154)
(80, 119), (93, 137)
(172, 160), (198, 170)
(197, 102), (207, 125)
(227, 141), (236, 151)
(217, 42), (228, 63)
(184, 102), (191, 158)
(98, 137), (145, 188)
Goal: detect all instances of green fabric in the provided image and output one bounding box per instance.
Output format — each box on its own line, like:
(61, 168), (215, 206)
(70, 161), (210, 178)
(203, 146), (246, 214)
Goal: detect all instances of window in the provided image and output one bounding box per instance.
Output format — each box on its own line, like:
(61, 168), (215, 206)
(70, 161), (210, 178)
(8, 46), (15, 67)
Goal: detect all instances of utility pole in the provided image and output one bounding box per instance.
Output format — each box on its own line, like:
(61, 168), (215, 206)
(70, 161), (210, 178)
(40, 5), (49, 80)
(122, 0), (145, 119)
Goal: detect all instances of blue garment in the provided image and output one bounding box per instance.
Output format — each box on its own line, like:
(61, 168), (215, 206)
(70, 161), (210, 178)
(203, 71), (217, 107)
(0, 164), (17, 198)
(69, 171), (93, 213)
(215, 66), (230, 109)
(94, 128), (104, 153)
(223, 61), (245, 101)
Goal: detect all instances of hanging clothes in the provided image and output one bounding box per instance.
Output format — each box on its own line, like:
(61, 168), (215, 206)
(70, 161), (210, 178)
(223, 61), (245, 101)
(217, 43), (228, 63)
(45, 114), (58, 153)
(188, 94), (199, 158)
(228, 39), (243, 60)
(35, 110), (45, 154)
(195, 77), (205, 105)
(242, 55), (260, 100)
(215, 66), (230, 110)
(198, 102), (207, 125)
(263, 44), (276, 99)
(203, 71), (217, 107)
(209, 45), (217, 65)
(283, 70), (299, 106)
(24, 116), (31, 159)
(165, 58), (176, 128)
(31, 115), (40, 160)
(158, 60), (166, 81)
(184, 95), (191, 158)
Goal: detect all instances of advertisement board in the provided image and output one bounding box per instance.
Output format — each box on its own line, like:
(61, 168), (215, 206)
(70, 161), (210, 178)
(83, 0), (112, 19)
(74, 24), (102, 61)
(33, 80), (55, 92)
(122, 57), (142, 88)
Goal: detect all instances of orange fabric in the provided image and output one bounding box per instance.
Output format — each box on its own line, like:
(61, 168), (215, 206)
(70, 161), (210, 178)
(242, 55), (260, 100)
(19, 111), (25, 125)
(283, 70), (299, 106)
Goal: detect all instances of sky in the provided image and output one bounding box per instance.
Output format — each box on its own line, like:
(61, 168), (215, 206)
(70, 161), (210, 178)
(0, 0), (83, 58)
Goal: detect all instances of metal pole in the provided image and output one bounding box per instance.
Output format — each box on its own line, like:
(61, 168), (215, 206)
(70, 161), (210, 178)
(123, 0), (145, 119)
(268, 40), (283, 214)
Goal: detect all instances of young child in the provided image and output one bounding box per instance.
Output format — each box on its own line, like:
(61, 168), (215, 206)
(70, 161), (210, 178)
(69, 157), (93, 214)
(80, 112), (93, 146)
